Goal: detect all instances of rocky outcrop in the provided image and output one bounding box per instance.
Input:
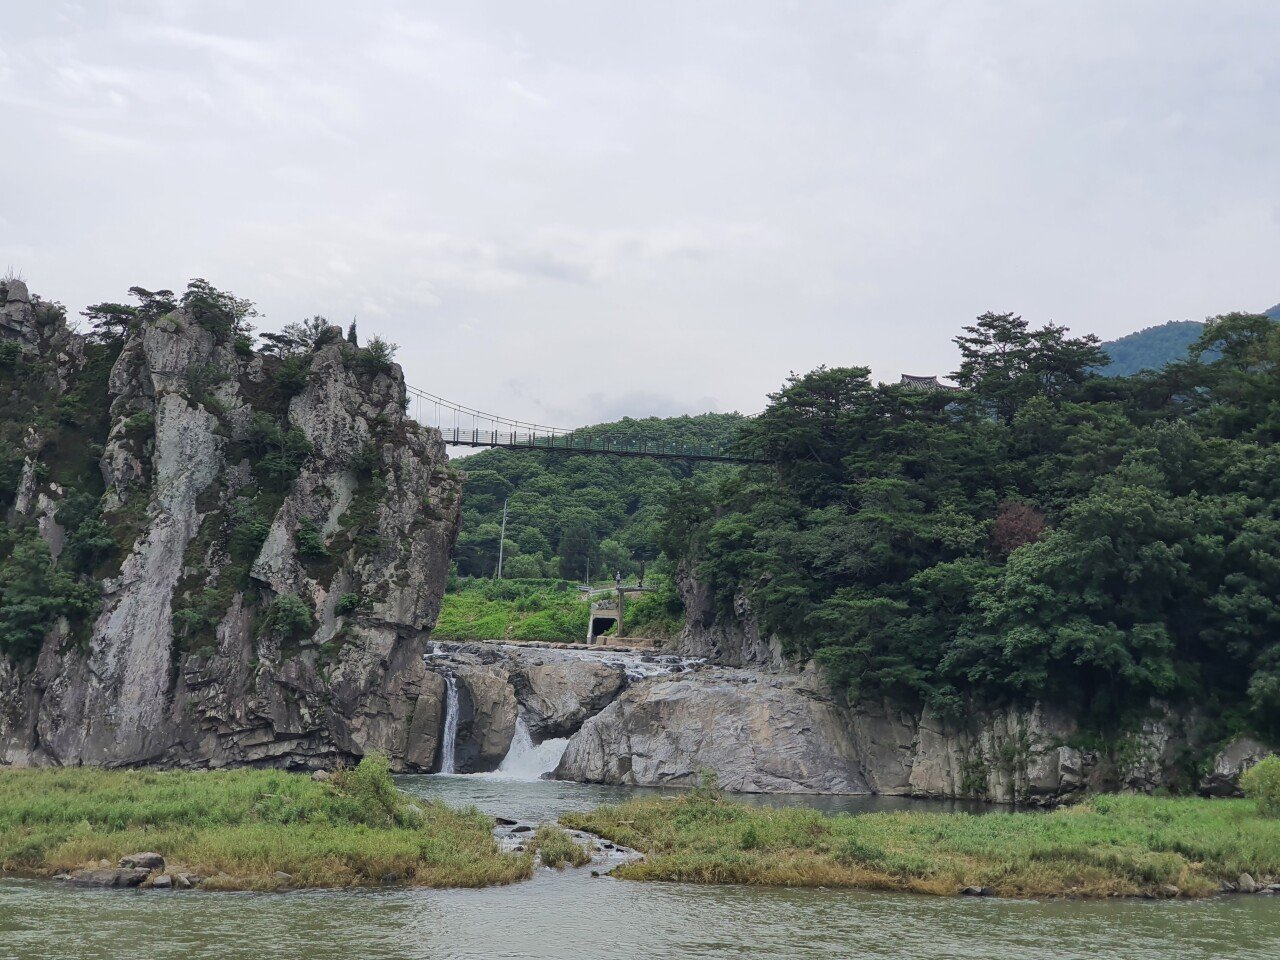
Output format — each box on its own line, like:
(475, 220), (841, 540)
(1201, 737), (1274, 796)
(0, 280), (461, 771)
(555, 667), (867, 792)
(416, 642), (629, 772)
(510, 659), (626, 740)
(667, 573), (787, 670)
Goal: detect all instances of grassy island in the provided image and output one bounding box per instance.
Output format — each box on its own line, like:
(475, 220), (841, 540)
(0, 759), (530, 890)
(563, 791), (1280, 898)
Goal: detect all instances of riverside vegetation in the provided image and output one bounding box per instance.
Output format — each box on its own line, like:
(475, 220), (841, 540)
(662, 310), (1280, 765)
(565, 761), (1280, 898)
(0, 757), (531, 890)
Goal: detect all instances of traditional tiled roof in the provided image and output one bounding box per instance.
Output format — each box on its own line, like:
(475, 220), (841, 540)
(899, 374), (962, 392)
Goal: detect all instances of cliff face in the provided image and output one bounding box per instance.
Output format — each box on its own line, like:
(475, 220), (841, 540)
(624, 570), (1270, 800)
(0, 280), (460, 770)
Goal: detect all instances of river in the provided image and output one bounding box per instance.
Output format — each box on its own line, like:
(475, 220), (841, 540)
(3, 772), (1279, 960)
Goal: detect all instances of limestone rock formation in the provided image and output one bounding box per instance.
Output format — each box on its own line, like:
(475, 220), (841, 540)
(416, 642), (629, 772)
(0, 279), (461, 771)
(556, 668), (868, 793)
(1201, 737), (1274, 796)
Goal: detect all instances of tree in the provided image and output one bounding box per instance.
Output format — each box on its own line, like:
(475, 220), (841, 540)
(953, 312), (1107, 423)
(0, 527), (99, 660)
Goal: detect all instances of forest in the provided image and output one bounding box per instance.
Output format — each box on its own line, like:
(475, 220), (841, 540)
(451, 414), (744, 582)
(661, 311), (1280, 742)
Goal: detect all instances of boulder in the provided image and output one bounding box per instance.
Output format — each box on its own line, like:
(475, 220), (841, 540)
(151, 874), (173, 889)
(453, 664), (517, 771)
(511, 659), (626, 739)
(310, 769), (331, 782)
(119, 852), (165, 870)
(1239, 873), (1259, 894)
(403, 671), (446, 769)
(69, 867), (151, 888)
(1201, 737), (1274, 797)
(556, 670), (869, 793)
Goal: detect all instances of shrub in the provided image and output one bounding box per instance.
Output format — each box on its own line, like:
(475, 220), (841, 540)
(1242, 755), (1280, 818)
(356, 337), (398, 375)
(333, 753), (406, 826)
(336, 593), (365, 616)
(295, 520), (329, 560)
(273, 354), (311, 398)
(259, 594), (315, 643)
(122, 410), (154, 436)
(533, 824), (591, 869)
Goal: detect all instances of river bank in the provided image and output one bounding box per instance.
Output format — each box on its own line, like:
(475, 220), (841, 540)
(4, 772), (1280, 960)
(563, 790), (1280, 899)
(0, 761), (530, 891)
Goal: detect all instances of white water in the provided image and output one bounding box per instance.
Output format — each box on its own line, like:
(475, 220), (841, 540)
(490, 717), (569, 781)
(439, 674), (459, 774)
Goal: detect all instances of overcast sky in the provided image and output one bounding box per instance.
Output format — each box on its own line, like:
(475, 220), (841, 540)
(2, 2), (1277, 427)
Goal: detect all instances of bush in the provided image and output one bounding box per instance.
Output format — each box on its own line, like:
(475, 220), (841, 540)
(336, 593), (365, 616)
(1242, 755), (1280, 818)
(333, 753), (407, 826)
(259, 594), (315, 643)
(356, 337), (398, 375)
(295, 520), (329, 560)
(533, 824), (591, 869)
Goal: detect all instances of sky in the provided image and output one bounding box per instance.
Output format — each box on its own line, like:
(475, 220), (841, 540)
(1, 1), (1278, 428)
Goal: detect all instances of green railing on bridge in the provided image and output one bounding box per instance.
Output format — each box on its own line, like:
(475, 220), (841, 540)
(440, 427), (765, 464)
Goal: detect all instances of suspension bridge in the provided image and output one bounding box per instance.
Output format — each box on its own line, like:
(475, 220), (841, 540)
(405, 385), (766, 464)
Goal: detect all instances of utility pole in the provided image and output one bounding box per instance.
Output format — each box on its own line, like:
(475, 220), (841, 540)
(495, 498), (508, 579)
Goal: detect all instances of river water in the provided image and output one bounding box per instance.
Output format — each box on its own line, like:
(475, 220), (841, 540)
(3, 772), (1279, 960)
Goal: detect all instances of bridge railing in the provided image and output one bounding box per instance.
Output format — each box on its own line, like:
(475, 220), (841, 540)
(438, 427), (764, 463)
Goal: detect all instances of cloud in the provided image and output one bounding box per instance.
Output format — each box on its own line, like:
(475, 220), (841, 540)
(0, 1), (1276, 431)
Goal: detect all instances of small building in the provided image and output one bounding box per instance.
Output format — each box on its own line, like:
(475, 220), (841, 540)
(899, 374), (961, 392)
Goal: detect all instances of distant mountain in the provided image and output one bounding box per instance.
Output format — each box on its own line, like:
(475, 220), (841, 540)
(1266, 303), (1280, 321)
(1100, 320), (1206, 377)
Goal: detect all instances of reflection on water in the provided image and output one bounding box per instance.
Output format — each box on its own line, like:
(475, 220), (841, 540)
(4, 776), (1279, 960)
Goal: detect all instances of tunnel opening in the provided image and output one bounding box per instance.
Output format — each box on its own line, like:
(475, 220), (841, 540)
(590, 616), (617, 638)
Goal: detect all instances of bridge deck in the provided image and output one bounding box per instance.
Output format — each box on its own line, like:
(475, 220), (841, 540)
(441, 427), (765, 463)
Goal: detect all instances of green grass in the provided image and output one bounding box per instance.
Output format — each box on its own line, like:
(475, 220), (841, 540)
(435, 580), (589, 643)
(531, 824), (593, 869)
(562, 792), (1280, 898)
(0, 759), (531, 890)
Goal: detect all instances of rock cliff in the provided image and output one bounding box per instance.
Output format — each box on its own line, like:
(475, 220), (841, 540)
(0, 279), (460, 770)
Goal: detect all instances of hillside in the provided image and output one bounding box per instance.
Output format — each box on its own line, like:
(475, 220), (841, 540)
(1100, 320), (1205, 376)
(665, 310), (1280, 756)
(452, 413), (746, 581)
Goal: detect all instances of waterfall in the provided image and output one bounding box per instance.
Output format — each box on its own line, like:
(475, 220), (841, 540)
(492, 716), (569, 781)
(439, 673), (459, 774)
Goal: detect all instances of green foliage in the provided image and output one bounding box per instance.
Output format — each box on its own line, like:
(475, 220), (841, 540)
(259, 594), (315, 644)
(453, 413), (745, 579)
(0, 766), (530, 889)
(1241, 756), (1280, 818)
(244, 413), (313, 491)
(435, 579), (589, 642)
(667, 311), (1280, 737)
(532, 824), (592, 868)
(1100, 320), (1207, 376)
(355, 336), (398, 375)
(272, 354), (311, 398)
(0, 526), (99, 659)
(0, 339), (24, 371)
(623, 578), (685, 638)
(0, 442), (24, 508)
(564, 792), (1280, 897)
(180, 278), (257, 339)
(330, 753), (408, 827)
(336, 592), (366, 616)
(295, 519), (329, 560)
